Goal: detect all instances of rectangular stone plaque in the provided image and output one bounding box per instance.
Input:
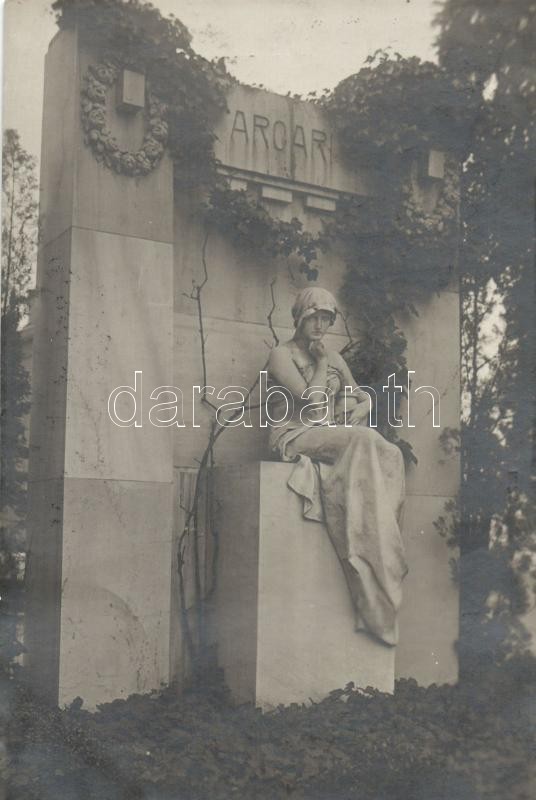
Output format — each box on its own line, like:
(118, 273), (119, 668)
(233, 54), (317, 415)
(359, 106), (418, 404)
(213, 85), (375, 195)
(305, 194), (337, 212)
(117, 69), (145, 112)
(428, 149), (445, 179)
(261, 185), (293, 203)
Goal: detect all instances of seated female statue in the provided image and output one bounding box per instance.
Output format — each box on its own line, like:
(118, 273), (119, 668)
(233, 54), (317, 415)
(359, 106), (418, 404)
(266, 287), (407, 646)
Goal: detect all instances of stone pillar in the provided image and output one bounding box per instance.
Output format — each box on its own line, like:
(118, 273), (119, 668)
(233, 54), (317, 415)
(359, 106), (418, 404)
(25, 30), (174, 708)
(396, 290), (461, 685)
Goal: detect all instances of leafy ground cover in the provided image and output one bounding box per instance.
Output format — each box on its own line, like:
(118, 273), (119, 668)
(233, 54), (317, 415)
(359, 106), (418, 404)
(3, 657), (535, 800)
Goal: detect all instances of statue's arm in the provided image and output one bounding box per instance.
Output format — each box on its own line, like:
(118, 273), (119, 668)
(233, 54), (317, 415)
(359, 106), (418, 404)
(332, 352), (364, 397)
(332, 351), (371, 423)
(267, 346), (309, 400)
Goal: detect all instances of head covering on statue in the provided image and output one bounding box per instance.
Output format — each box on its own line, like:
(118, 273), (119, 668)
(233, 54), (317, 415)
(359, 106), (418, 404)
(291, 287), (338, 330)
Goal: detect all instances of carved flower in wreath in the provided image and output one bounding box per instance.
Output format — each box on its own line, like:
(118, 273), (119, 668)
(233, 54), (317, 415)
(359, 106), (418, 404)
(91, 64), (116, 85)
(121, 153), (138, 173)
(149, 120), (168, 142)
(149, 101), (167, 117)
(102, 135), (119, 154)
(135, 153), (152, 173)
(143, 138), (164, 160)
(87, 107), (107, 129)
(86, 81), (107, 103)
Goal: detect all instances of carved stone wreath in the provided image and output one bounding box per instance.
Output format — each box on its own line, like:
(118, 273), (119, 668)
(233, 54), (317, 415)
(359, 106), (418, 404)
(81, 61), (169, 177)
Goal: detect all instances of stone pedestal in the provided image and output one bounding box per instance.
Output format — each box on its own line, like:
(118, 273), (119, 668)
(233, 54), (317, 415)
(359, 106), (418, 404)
(211, 462), (395, 708)
(395, 290), (460, 685)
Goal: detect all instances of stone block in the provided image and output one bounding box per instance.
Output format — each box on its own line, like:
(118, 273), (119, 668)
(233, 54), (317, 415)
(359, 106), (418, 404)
(24, 478), (64, 700)
(73, 45), (174, 244)
(396, 494), (459, 685)
(58, 478), (174, 708)
(428, 150), (446, 180)
(38, 30), (78, 246)
(117, 69), (145, 112)
(63, 227), (173, 483)
(229, 177), (248, 192)
(305, 194), (337, 212)
(211, 462), (395, 708)
(28, 232), (71, 482)
(399, 290), (460, 498)
(261, 185), (293, 203)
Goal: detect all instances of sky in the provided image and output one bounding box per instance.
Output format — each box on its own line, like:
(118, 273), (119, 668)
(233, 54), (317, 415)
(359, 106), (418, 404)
(2, 0), (441, 161)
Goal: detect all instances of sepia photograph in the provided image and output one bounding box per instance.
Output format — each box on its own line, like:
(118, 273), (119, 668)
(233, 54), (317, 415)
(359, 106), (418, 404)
(1, 0), (535, 797)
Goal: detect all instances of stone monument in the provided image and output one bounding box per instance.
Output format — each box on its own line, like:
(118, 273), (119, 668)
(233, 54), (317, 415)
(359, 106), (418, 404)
(25, 29), (460, 709)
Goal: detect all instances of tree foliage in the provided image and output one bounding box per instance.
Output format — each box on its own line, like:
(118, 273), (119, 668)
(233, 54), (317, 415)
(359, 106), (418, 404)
(6, 661), (536, 799)
(322, 51), (477, 163)
(2, 129), (38, 314)
(433, 0), (536, 672)
(1, 130), (36, 679)
(0, 305), (31, 523)
(1, 130), (36, 522)
(318, 53), (467, 462)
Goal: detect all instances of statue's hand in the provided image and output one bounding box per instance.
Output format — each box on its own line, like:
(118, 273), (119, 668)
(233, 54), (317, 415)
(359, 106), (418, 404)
(346, 399), (370, 426)
(309, 340), (328, 362)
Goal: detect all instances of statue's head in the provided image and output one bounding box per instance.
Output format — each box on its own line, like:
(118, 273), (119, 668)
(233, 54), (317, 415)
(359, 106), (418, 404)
(291, 287), (338, 332)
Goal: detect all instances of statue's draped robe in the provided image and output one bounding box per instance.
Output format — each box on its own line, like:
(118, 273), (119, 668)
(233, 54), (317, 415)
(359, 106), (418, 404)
(268, 359), (407, 646)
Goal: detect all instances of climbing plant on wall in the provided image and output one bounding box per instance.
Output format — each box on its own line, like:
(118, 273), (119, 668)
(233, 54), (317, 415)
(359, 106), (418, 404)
(318, 52), (475, 456)
(322, 51), (475, 162)
(203, 183), (325, 281)
(54, 0), (230, 185)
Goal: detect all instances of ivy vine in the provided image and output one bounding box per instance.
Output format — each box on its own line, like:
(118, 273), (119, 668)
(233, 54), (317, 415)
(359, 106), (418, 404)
(316, 52), (467, 459)
(54, 0), (230, 186)
(203, 182), (325, 281)
(320, 50), (477, 164)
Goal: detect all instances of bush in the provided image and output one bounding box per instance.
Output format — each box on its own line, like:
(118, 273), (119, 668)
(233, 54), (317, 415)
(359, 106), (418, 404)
(5, 659), (535, 799)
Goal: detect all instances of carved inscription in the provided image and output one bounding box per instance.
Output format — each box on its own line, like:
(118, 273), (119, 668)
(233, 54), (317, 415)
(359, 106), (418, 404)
(230, 109), (331, 164)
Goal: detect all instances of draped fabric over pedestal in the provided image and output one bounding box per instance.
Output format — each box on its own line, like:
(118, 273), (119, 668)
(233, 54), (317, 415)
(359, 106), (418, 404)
(268, 362), (407, 647)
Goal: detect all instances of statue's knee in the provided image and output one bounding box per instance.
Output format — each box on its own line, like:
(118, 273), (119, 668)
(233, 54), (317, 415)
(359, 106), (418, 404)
(354, 425), (378, 441)
(347, 425), (377, 449)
